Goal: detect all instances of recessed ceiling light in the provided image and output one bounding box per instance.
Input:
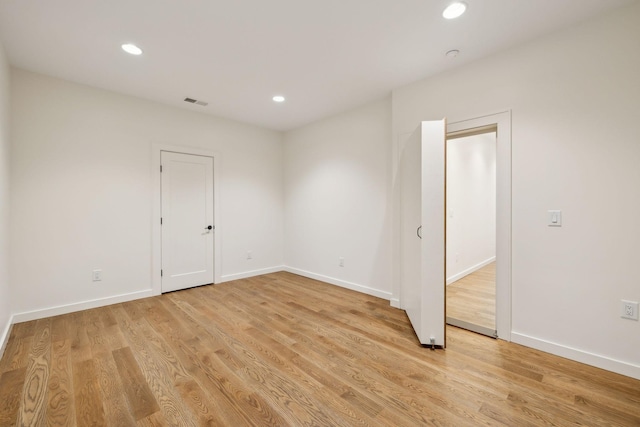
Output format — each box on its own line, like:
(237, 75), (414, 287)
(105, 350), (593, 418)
(443, 2), (467, 19)
(121, 43), (143, 55)
(272, 95), (285, 103)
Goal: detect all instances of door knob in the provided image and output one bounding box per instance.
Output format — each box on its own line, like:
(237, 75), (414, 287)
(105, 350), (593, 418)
(206, 225), (213, 230)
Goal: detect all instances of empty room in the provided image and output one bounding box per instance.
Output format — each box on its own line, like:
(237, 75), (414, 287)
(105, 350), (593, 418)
(0, 0), (639, 425)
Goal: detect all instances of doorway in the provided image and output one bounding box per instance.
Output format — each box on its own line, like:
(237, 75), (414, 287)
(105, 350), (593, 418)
(446, 112), (512, 341)
(445, 129), (497, 337)
(151, 144), (222, 296)
(160, 151), (215, 293)
(397, 111), (511, 346)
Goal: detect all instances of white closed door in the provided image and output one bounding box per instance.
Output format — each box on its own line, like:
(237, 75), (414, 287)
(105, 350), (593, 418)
(161, 151), (214, 293)
(400, 120), (446, 346)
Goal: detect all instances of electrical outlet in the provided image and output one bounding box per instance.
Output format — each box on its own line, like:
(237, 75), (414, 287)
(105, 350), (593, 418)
(247, 251), (253, 260)
(339, 257), (344, 267)
(621, 300), (639, 320)
(92, 269), (102, 282)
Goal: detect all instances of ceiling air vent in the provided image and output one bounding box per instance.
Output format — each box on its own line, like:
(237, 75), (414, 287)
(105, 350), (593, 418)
(183, 97), (208, 107)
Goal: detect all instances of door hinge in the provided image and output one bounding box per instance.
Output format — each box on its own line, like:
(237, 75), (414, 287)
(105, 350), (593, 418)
(160, 165), (163, 173)
(160, 217), (163, 225)
(161, 269), (163, 277)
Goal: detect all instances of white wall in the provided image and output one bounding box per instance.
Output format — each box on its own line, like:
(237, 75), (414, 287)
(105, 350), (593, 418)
(392, 3), (640, 378)
(10, 69), (284, 319)
(284, 98), (392, 298)
(446, 132), (496, 283)
(0, 41), (11, 352)
(4, 2), (639, 381)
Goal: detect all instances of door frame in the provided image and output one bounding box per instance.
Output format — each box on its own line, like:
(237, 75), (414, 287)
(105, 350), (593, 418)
(447, 111), (511, 341)
(151, 143), (222, 295)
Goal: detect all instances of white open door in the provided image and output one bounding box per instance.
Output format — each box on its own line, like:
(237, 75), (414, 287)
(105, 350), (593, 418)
(400, 120), (446, 346)
(161, 151), (215, 293)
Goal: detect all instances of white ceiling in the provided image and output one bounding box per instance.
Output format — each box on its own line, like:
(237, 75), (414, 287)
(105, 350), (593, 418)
(0, 0), (634, 131)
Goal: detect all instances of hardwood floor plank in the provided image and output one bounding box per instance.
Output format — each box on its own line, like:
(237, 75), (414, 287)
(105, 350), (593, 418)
(189, 292), (381, 426)
(503, 391), (586, 426)
(167, 294), (322, 426)
(222, 284), (492, 424)
(1, 272), (639, 425)
(0, 319), (39, 374)
(93, 351), (138, 426)
(10, 320), (37, 340)
(72, 359), (106, 426)
(120, 298), (148, 321)
(174, 379), (233, 426)
(574, 394), (640, 426)
(544, 367), (640, 411)
(112, 346), (161, 421)
(17, 318), (52, 427)
(132, 317), (193, 385)
(84, 307), (105, 339)
(447, 262), (496, 330)
(0, 335), (32, 373)
(113, 305), (199, 426)
(136, 412), (167, 427)
(214, 280), (494, 426)
(478, 401), (542, 427)
(0, 367), (27, 425)
(97, 305), (119, 328)
(154, 298), (285, 426)
(51, 314), (72, 344)
(68, 311), (91, 364)
(447, 334), (625, 418)
(243, 325), (382, 425)
(46, 338), (76, 427)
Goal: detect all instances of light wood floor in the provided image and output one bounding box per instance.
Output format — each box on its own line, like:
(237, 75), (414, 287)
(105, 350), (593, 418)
(1, 272), (639, 426)
(447, 262), (496, 330)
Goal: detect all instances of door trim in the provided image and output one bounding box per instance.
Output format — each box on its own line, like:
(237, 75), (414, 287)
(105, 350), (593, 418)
(151, 143), (222, 296)
(447, 111), (511, 341)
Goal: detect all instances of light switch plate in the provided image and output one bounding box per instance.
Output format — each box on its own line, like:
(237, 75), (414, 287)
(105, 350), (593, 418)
(548, 210), (562, 227)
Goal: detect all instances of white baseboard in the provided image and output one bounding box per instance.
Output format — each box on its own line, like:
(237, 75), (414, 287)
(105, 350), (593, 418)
(12, 289), (154, 324)
(0, 314), (14, 362)
(284, 266), (392, 301)
(220, 265), (285, 283)
(390, 298), (401, 309)
(446, 256), (496, 285)
(8, 266), (294, 325)
(512, 331), (640, 380)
